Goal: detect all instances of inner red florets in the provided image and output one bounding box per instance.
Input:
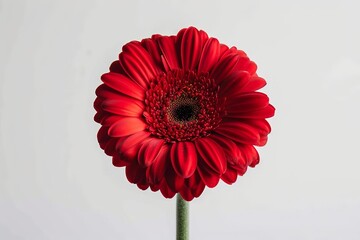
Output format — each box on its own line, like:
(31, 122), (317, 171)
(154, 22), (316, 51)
(143, 70), (223, 142)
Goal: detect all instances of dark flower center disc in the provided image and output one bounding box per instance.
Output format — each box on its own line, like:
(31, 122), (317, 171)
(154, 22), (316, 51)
(169, 96), (199, 123)
(174, 105), (194, 121)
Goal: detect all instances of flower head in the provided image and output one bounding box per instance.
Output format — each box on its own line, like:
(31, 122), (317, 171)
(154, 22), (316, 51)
(94, 27), (275, 201)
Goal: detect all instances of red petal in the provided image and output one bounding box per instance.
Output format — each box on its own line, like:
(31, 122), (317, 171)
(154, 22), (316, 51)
(109, 60), (124, 74)
(151, 34), (162, 40)
(159, 179), (176, 199)
(199, 30), (209, 46)
(93, 97), (103, 112)
(249, 147), (260, 167)
(218, 71), (250, 98)
(112, 154), (131, 167)
(195, 138), (227, 174)
(96, 85), (145, 118)
(146, 144), (170, 184)
(175, 28), (186, 49)
(258, 136), (268, 146)
(96, 84), (144, 108)
(119, 144), (140, 162)
(180, 186), (194, 201)
(221, 166), (238, 184)
(235, 58), (257, 75)
(141, 38), (162, 70)
(170, 142), (197, 178)
(101, 72), (145, 101)
(215, 121), (260, 145)
(94, 112), (107, 124)
(150, 183), (161, 192)
(236, 49), (248, 58)
(158, 36), (180, 70)
(138, 138), (165, 167)
(241, 76), (267, 92)
(211, 53), (239, 84)
(209, 135), (247, 168)
(165, 167), (184, 192)
(227, 92), (270, 112)
(119, 53), (149, 89)
(97, 126), (110, 149)
(108, 117), (146, 137)
(197, 165), (220, 188)
(94, 111), (105, 123)
(236, 166), (248, 176)
(101, 115), (123, 127)
(239, 144), (260, 167)
(104, 138), (117, 156)
(226, 104), (275, 119)
(243, 119), (271, 135)
(137, 183), (149, 190)
(121, 41), (159, 87)
(198, 38), (220, 73)
(181, 27), (202, 70)
(219, 44), (229, 58)
(186, 171), (205, 198)
(116, 131), (150, 152)
(101, 98), (144, 117)
(125, 161), (145, 184)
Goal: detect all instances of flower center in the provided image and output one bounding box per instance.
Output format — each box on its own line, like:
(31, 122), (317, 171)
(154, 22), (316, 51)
(169, 96), (199, 123)
(143, 70), (223, 142)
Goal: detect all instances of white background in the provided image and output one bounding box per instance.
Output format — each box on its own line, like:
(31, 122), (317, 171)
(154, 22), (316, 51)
(1, 0), (360, 239)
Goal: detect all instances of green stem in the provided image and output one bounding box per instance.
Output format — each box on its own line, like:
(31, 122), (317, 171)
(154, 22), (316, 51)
(176, 194), (189, 240)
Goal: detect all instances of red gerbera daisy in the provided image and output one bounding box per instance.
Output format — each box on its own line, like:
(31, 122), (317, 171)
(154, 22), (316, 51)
(94, 26), (275, 201)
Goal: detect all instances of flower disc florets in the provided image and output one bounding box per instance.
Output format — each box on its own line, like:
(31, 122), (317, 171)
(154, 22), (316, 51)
(144, 70), (223, 142)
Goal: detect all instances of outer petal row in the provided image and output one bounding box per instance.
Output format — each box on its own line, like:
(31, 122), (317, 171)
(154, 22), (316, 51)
(120, 41), (160, 88)
(101, 73), (145, 100)
(170, 142), (197, 178)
